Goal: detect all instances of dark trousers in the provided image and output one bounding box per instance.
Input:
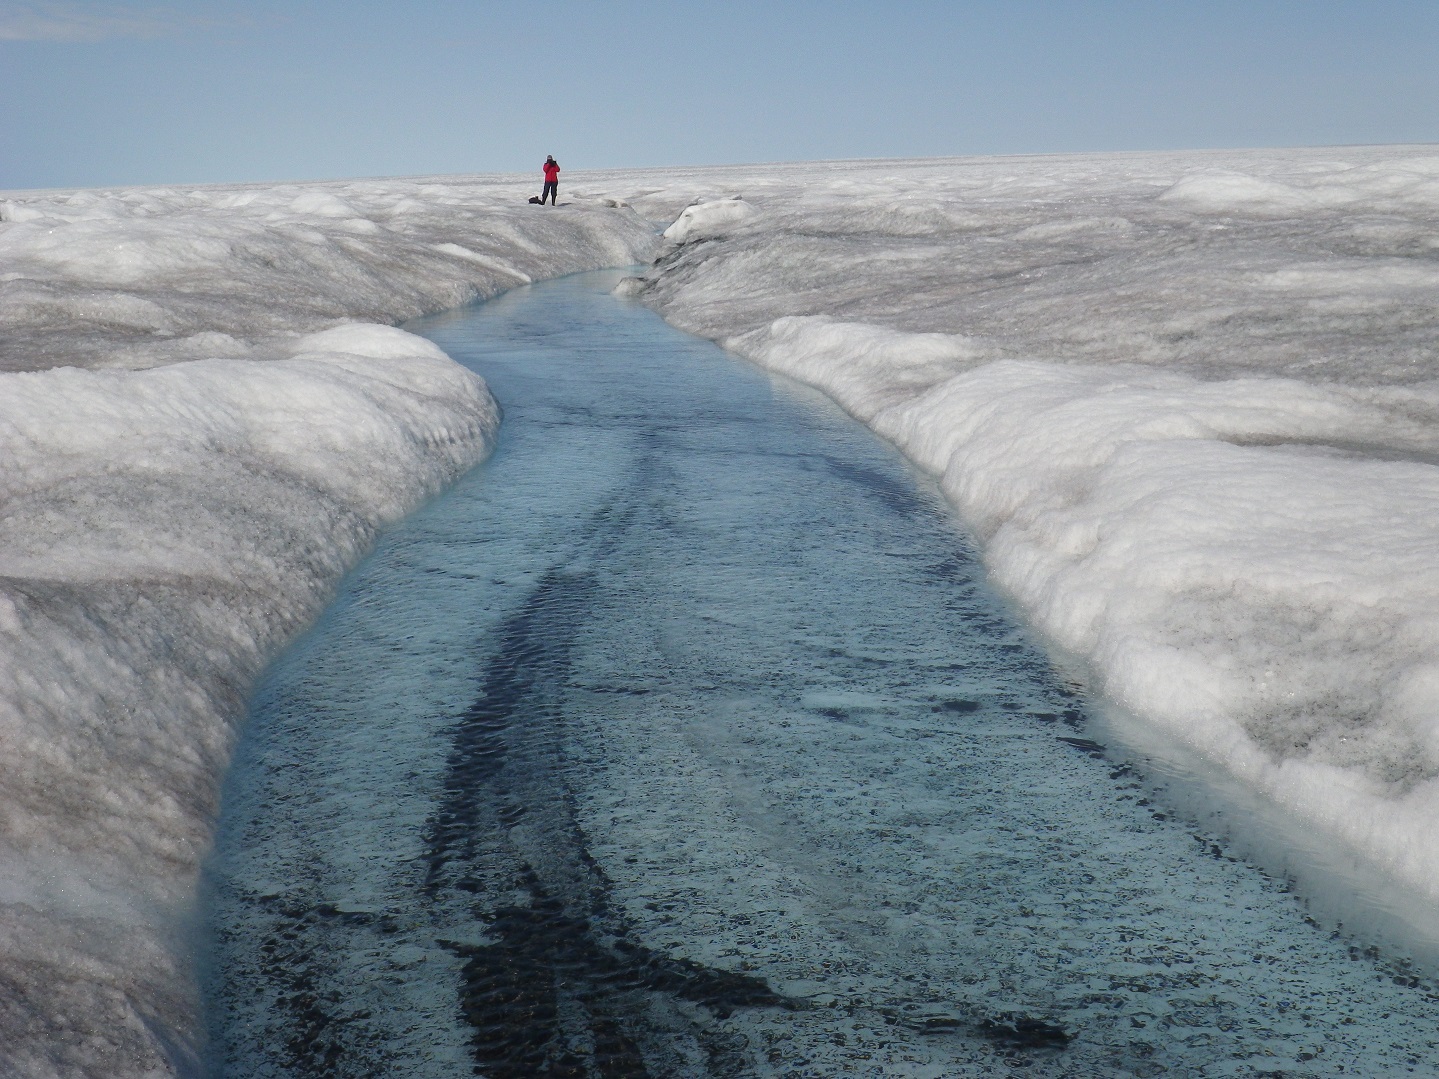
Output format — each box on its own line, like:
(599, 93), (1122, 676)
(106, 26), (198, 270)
(541, 181), (558, 205)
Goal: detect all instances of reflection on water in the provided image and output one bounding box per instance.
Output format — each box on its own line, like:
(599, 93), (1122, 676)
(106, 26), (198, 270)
(205, 271), (1439, 1077)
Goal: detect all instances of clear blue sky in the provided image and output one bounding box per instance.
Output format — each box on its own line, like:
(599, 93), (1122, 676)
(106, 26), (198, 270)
(2, 0), (1437, 190)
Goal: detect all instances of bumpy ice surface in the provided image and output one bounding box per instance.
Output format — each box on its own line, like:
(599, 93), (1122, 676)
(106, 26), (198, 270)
(9, 145), (1439, 1074)
(0, 174), (655, 1075)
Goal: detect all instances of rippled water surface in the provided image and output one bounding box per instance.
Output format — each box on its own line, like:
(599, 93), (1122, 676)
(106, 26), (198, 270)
(205, 272), (1439, 1077)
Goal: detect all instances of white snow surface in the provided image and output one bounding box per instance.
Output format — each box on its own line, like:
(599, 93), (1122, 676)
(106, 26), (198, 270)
(0, 175), (656, 1076)
(610, 147), (1439, 925)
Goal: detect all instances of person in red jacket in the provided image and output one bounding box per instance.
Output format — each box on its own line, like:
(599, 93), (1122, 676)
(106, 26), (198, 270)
(540, 155), (560, 205)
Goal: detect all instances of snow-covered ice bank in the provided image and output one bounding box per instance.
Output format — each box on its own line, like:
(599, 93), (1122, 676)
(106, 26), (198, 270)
(0, 175), (655, 1075)
(614, 147), (1439, 928)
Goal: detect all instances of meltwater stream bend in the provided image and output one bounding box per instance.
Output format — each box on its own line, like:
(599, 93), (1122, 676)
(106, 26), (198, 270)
(206, 272), (1439, 1078)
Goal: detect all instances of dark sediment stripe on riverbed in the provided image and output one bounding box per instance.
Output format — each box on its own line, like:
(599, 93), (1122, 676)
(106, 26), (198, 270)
(423, 458), (794, 1077)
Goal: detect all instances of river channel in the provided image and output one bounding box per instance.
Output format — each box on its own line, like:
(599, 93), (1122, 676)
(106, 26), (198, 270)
(203, 271), (1439, 1077)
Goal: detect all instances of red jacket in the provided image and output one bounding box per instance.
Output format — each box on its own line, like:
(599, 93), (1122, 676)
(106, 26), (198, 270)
(543, 161), (560, 183)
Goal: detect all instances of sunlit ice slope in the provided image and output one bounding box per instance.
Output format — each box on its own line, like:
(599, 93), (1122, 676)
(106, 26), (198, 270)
(0, 175), (656, 1076)
(608, 146), (1439, 931)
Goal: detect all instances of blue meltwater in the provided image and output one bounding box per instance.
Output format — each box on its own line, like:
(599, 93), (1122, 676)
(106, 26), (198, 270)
(204, 271), (1439, 1078)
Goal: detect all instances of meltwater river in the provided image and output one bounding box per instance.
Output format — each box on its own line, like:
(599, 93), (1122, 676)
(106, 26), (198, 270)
(204, 272), (1439, 1077)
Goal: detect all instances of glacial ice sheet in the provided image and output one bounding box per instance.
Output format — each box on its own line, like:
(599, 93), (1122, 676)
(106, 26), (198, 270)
(0, 176), (655, 1075)
(208, 273), (1439, 1078)
(607, 147), (1439, 921)
(11, 144), (1439, 1073)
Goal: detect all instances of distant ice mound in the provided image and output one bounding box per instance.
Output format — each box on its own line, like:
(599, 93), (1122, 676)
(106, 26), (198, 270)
(662, 197), (757, 243)
(1158, 169), (1357, 215)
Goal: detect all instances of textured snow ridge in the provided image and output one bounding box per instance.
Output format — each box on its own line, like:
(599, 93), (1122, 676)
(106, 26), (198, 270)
(615, 147), (1439, 915)
(0, 176), (656, 1077)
